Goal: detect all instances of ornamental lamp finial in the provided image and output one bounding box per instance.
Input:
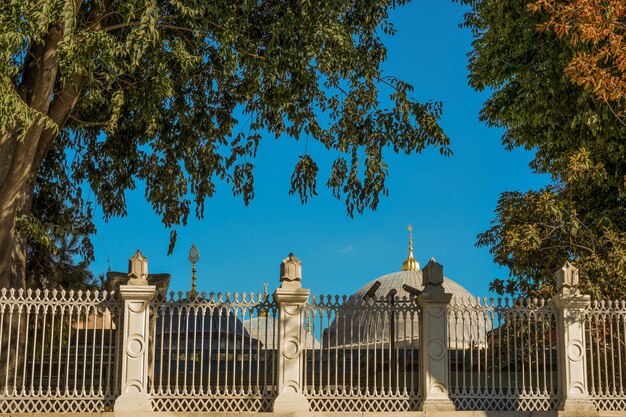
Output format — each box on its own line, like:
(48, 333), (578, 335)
(188, 243), (200, 296)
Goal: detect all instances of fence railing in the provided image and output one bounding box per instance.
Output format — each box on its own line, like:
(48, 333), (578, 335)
(0, 288), (121, 413)
(148, 291), (277, 412)
(448, 297), (558, 411)
(303, 294), (421, 412)
(586, 299), (626, 411)
(0, 253), (620, 414)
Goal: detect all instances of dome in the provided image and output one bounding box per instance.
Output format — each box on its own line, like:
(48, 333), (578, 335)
(243, 316), (320, 349)
(328, 269), (490, 349)
(352, 269), (474, 302)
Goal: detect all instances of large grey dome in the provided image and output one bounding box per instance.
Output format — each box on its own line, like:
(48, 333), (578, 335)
(352, 269), (474, 301)
(327, 268), (490, 348)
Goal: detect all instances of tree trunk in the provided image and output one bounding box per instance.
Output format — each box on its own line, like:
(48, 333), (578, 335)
(0, 26), (63, 387)
(0, 25), (63, 289)
(0, 195), (27, 290)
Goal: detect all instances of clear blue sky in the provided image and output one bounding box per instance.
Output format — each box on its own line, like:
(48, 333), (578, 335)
(89, 0), (549, 298)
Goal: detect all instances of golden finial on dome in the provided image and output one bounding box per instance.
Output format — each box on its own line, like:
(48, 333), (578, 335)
(401, 224), (420, 271)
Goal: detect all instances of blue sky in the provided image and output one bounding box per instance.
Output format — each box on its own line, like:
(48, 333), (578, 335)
(90, 0), (549, 298)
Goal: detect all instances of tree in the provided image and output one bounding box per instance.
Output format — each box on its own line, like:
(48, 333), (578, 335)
(0, 0), (451, 289)
(459, 0), (626, 298)
(530, 0), (626, 122)
(25, 147), (98, 290)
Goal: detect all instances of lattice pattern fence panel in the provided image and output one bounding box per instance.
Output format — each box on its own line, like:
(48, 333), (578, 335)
(303, 294), (421, 412)
(0, 288), (121, 413)
(149, 291), (277, 412)
(448, 297), (559, 411)
(586, 300), (626, 411)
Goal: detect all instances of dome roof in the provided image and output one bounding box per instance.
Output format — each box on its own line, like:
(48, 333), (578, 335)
(352, 269), (474, 301)
(328, 268), (491, 348)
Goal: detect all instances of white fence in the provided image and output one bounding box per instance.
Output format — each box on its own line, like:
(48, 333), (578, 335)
(448, 297), (559, 411)
(0, 253), (622, 414)
(586, 300), (626, 411)
(303, 294), (421, 412)
(0, 288), (121, 413)
(148, 292), (277, 412)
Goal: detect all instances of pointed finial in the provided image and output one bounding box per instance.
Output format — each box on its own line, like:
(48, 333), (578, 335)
(279, 253), (302, 289)
(128, 250), (149, 285)
(423, 257), (444, 292)
(402, 225), (420, 271)
(188, 243), (200, 296)
(556, 261), (580, 296)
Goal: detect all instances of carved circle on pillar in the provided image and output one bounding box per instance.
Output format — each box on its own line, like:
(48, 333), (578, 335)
(126, 335), (145, 358)
(567, 340), (584, 362)
(128, 301), (147, 313)
(568, 381), (586, 395)
(428, 338), (446, 361)
(124, 379), (143, 394)
(284, 305), (300, 315)
(567, 309), (581, 321)
(283, 380), (300, 394)
(429, 306), (446, 319)
(429, 382), (446, 394)
(283, 336), (301, 359)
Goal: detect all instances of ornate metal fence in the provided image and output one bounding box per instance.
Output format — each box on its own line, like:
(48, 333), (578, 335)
(586, 299), (626, 411)
(148, 291), (278, 412)
(303, 294), (421, 412)
(3, 253), (626, 414)
(0, 288), (121, 413)
(448, 297), (559, 411)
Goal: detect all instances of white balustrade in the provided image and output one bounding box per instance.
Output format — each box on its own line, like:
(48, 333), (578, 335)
(0, 288), (121, 413)
(448, 296), (559, 411)
(1, 253), (626, 414)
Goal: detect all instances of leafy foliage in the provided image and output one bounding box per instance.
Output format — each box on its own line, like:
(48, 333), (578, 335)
(530, 0), (626, 122)
(459, 0), (626, 298)
(22, 136), (98, 290)
(0, 0), (451, 283)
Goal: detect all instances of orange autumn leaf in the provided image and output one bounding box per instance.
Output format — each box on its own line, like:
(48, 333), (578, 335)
(529, 0), (626, 120)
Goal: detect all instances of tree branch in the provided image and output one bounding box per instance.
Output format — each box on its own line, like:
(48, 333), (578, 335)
(68, 114), (108, 127)
(34, 74), (87, 170)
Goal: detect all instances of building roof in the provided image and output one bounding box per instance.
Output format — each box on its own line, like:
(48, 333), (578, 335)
(325, 228), (491, 348)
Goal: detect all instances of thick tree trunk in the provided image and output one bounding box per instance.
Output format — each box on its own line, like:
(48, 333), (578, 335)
(0, 25), (63, 289)
(0, 197), (27, 290)
(0, 6), (90, 388)
(0, 26), (63, 390)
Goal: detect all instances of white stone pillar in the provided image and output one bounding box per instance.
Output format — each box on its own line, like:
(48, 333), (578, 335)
(552, 262), (597, 415)
(114, 250), (156, 412)
(272, 253), (311, 412)
(418, 258), (455, 412)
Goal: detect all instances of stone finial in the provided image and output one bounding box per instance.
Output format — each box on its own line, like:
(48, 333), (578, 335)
(422, 257), (444, 293)
(127, 250), (149, 285)
(279, 253), (302, 289)
(556, 261), (580, 296)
